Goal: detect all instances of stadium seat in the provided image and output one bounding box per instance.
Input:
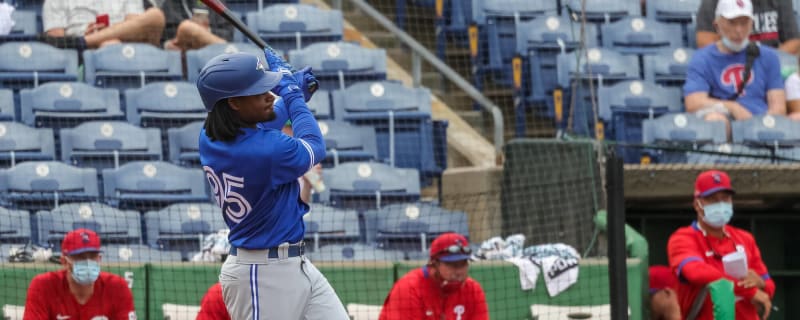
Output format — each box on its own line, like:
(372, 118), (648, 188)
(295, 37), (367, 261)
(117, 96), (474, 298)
(647, 0), (700, 22)
(303, 204), (360, 251)
(0, 207), (31, 244)
(245, 4), (344, 52)
(306, 243), (405, 262)
(308, 89), (332, 119)
(600, 17), (683, 55)
(288, 42), (387, 90)
(642, 113), (727, 163)
(125, 82), (206, 129)
(19, 82), (123, 128)
(643, 47), (694, 88)
(365, 202), (469, 252)
(316, 120), (378, 167)
(0, 42), (78, 91)
(143, 203), (226, 254)
(433, 0), (473, 62)
(102, 161), (209, 210)
(102, 244), (184, 263)
(60, 121), (162, 170)
(167, 121), (203, 167)
(0, 89), (13, 121)
(732, 115), (800, 148)
(0, 10), (38, 43)
(83, 43), (182, 90)
(319, 162), (420, 210)
(226, 0), (300, 13)
(0, 161), (99, 211)
(36, 202), (141, 248)
(186, 43), (266, 82)
(687, 144), (773, 164)
(564, 0), (640, 23)
(0, 122), (56, 168)
(331, 81), (443, 178)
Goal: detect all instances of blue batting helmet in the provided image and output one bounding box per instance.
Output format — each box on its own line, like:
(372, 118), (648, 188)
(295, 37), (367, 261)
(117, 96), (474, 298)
(196, 52), (282, 111)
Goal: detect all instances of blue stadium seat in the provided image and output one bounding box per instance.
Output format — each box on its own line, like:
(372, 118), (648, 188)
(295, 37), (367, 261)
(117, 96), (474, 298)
(0, 122), (56, 167)
(245, 4), (343, 52)
(0, 207), (31, 244)
(687, 144), (773, 164)
(331, 81), (443, 179)
(36, 202), (141, 248)
(306, 243), (406, 262)
(60, 121), (163, 170)
(598, 81), (683, 162)
(642, 113), (727, 163)
(83, 43), (182, 90)
(0, 89), (13, 121)
(564, 0), (640, 23)
(143, 203), (226, 255)
(226, 0), (300, 13)
(647, 0), (700, 22)
(307, 89), (332, 119)
(186, 43), (266, 82)
(732, 115), (800, 148)
(600, 17), (683, 55)
(366, 202), (469, 252)
(102, 161), (209, 210)
(303, 204), (360, 251)
(319, 162), (420, 210)
(643, 47), (694, 88)
(317, 120), (378, 167)
(776, 147), (800, 164)
(0, 161), (98, 211)
(19, 82), (123, 128)
(434, 0), (473, 62)
(0, 42), (78, 91)
(125, 82), (206, 128)
(102, 244), (184, 262)
(167, 121), (203, 167)
(288, 42), (387, 90)
(0, 10), (38, 43)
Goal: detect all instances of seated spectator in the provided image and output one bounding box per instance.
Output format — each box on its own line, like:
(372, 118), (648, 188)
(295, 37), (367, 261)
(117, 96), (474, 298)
(43, 0), (166, 49)
(160, 0), (231, 51)
(696, 0), (800, 54)
(649, 265), (681, 320)
(783, 56), (800, 120)
(684, 0), (786, 134)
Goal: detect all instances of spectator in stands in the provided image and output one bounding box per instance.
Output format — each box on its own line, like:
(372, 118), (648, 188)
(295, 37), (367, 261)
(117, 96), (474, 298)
(684, 0), (786, 133)
(783, 57), (800, 120)
(160, 0), (231, 51)
(42, 0), (166, 49)
(649, 265), (681, 320)
(197, 282), (231, 320)
(696, 0), (800, 54)
(379, 232), (489, 320)
(667, 170), (774, 320)
(23, 229), (136, 319)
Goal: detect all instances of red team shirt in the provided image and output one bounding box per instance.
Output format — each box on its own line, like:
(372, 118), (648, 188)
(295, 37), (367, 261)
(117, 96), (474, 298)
(196, 283), (231, 320)
(668, 222), (775, 320)
(23, 270), (135, 320)
(379, 267), (489, 320)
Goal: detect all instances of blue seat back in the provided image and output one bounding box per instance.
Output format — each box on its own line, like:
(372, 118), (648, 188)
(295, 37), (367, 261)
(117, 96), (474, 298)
(565, 0), (640, 22)
(246, 4), (344, 52)
(302, 204), (360, 249)
(687, 144), (773, 164)
(0, 122), (55, 166)
(167, 121), (204, 166)
(368, 202), (469, 251)
(288, 42), (387, 90)
(124, 81), (205, 126)
(601, 17), (683, 54)
(472, 0), (558, 25)
(557, 48), (640, 88)
(36, 202), (141, 247)
(83, 43), (182, 89)
(307, 90), (332, 119)
(186, 43), (267, 82)
(101, 161), (208, 207)
(0, 207), (31, 243)
(332, 81), (432, 116)
(319, 162), (420, 209)
(647, 0), (701, 22)
(598, 80), (682, 122)
(0, 161), (98, 195)
(317, 120), (378, 165)
(60, 121), (162, 168)
(0, 42), (78, 89)
(642, 113), (726, 144)
(0, 89), (13, 121)
(732, 115), (800, 146)
(143, 202), (225, 249)
(307, 243), (406, 261)
(9, 10), (38, 35)
(643, 47), (694, 86)
(19, 82), (122, 127)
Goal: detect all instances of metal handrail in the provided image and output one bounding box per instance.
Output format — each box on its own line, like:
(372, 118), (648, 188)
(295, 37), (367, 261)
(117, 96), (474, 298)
(343, 0), (505, 156)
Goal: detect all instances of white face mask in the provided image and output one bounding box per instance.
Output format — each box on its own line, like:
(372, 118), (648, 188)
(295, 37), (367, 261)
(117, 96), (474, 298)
(722, 36), (749, 52)
(700, 201), (734, 228)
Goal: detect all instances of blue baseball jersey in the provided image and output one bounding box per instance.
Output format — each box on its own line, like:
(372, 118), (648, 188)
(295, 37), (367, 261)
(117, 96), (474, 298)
(684, 44), (783, 115)
(199, 94), (325, 250)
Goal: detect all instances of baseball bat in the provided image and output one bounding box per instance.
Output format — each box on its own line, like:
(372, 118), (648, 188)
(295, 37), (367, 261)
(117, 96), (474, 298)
(199, 0), (318, 93)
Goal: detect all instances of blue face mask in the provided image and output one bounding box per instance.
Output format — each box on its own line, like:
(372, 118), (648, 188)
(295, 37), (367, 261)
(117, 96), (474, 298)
(70, 259), (100, 285)
(701, 201), (734, 228)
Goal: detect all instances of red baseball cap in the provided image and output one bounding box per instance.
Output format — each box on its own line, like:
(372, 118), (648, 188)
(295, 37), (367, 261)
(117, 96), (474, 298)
(429, 233), (471, 262)
(649, 265), (678, 293)
(61, 228), (102, 256)
(694, 170), (735, 198)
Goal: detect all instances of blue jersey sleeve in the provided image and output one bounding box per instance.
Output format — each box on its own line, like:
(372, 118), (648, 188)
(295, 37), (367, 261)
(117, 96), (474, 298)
(269, 90), (325, 186)
(761, 48), (785, 90)
(683, 51), (711, 96)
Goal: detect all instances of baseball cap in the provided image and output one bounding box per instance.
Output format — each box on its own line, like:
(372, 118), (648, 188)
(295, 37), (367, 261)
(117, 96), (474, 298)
(430, 233), (471, 262)
(649, 265), (678, 293)
(715, 0), (753, 19)
(61, 228), (102, 256)
(694, 170), (735, 198)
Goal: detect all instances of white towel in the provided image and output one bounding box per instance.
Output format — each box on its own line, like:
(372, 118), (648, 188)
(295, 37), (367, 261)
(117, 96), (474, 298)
(507, 256), (540, 291)
(539, 255), (580, 297)
(0, 3), (15, 35)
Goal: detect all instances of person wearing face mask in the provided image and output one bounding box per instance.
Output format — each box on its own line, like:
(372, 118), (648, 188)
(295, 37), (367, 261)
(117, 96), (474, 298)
(667, 170), (775, 320)
(23, 228), (136, 320)
(695, 0), (800, 54)
(379, 233), (488, 320)
(684, 0), (786, 135)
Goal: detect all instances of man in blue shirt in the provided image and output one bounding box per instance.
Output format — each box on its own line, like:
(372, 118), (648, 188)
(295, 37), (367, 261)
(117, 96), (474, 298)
(684, 0), (786, 131)
(196, 51), (348, 319)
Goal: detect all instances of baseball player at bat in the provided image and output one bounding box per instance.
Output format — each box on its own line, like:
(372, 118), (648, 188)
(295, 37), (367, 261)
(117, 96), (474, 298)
(197, 49), (348, 319)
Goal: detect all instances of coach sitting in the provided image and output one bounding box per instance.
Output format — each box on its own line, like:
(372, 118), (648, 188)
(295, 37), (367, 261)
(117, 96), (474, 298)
(684, 0), (786, 136)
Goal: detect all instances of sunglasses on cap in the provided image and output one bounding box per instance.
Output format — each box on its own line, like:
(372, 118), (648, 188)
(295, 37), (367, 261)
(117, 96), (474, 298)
(438, 244), (472, 256)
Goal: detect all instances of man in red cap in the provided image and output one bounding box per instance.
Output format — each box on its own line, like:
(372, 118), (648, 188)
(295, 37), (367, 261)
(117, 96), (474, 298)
(379, 232), (488, 320)
(649, 265), (681, 320)
(23, 228), (136, 319)
(667, 170), (774, 320)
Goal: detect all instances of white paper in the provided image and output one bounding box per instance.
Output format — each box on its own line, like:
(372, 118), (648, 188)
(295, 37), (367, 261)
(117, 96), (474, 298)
(722, 250), (748, 279)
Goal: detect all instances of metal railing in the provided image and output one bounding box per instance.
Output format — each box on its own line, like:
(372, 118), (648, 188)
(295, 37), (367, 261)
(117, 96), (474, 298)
(336, 0), (505, 156)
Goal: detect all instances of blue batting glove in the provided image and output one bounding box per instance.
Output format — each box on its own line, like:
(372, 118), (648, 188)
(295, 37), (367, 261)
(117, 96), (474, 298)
(270, 68), (301, 98)
(263, 48), (292, 73)
(292, 67), (318, 102)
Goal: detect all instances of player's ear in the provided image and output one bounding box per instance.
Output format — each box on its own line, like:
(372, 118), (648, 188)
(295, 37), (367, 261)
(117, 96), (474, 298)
(227, 97), (241, 111)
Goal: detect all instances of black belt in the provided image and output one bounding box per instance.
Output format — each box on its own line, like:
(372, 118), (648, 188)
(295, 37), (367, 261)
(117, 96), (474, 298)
(229, 244), (305, 258)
